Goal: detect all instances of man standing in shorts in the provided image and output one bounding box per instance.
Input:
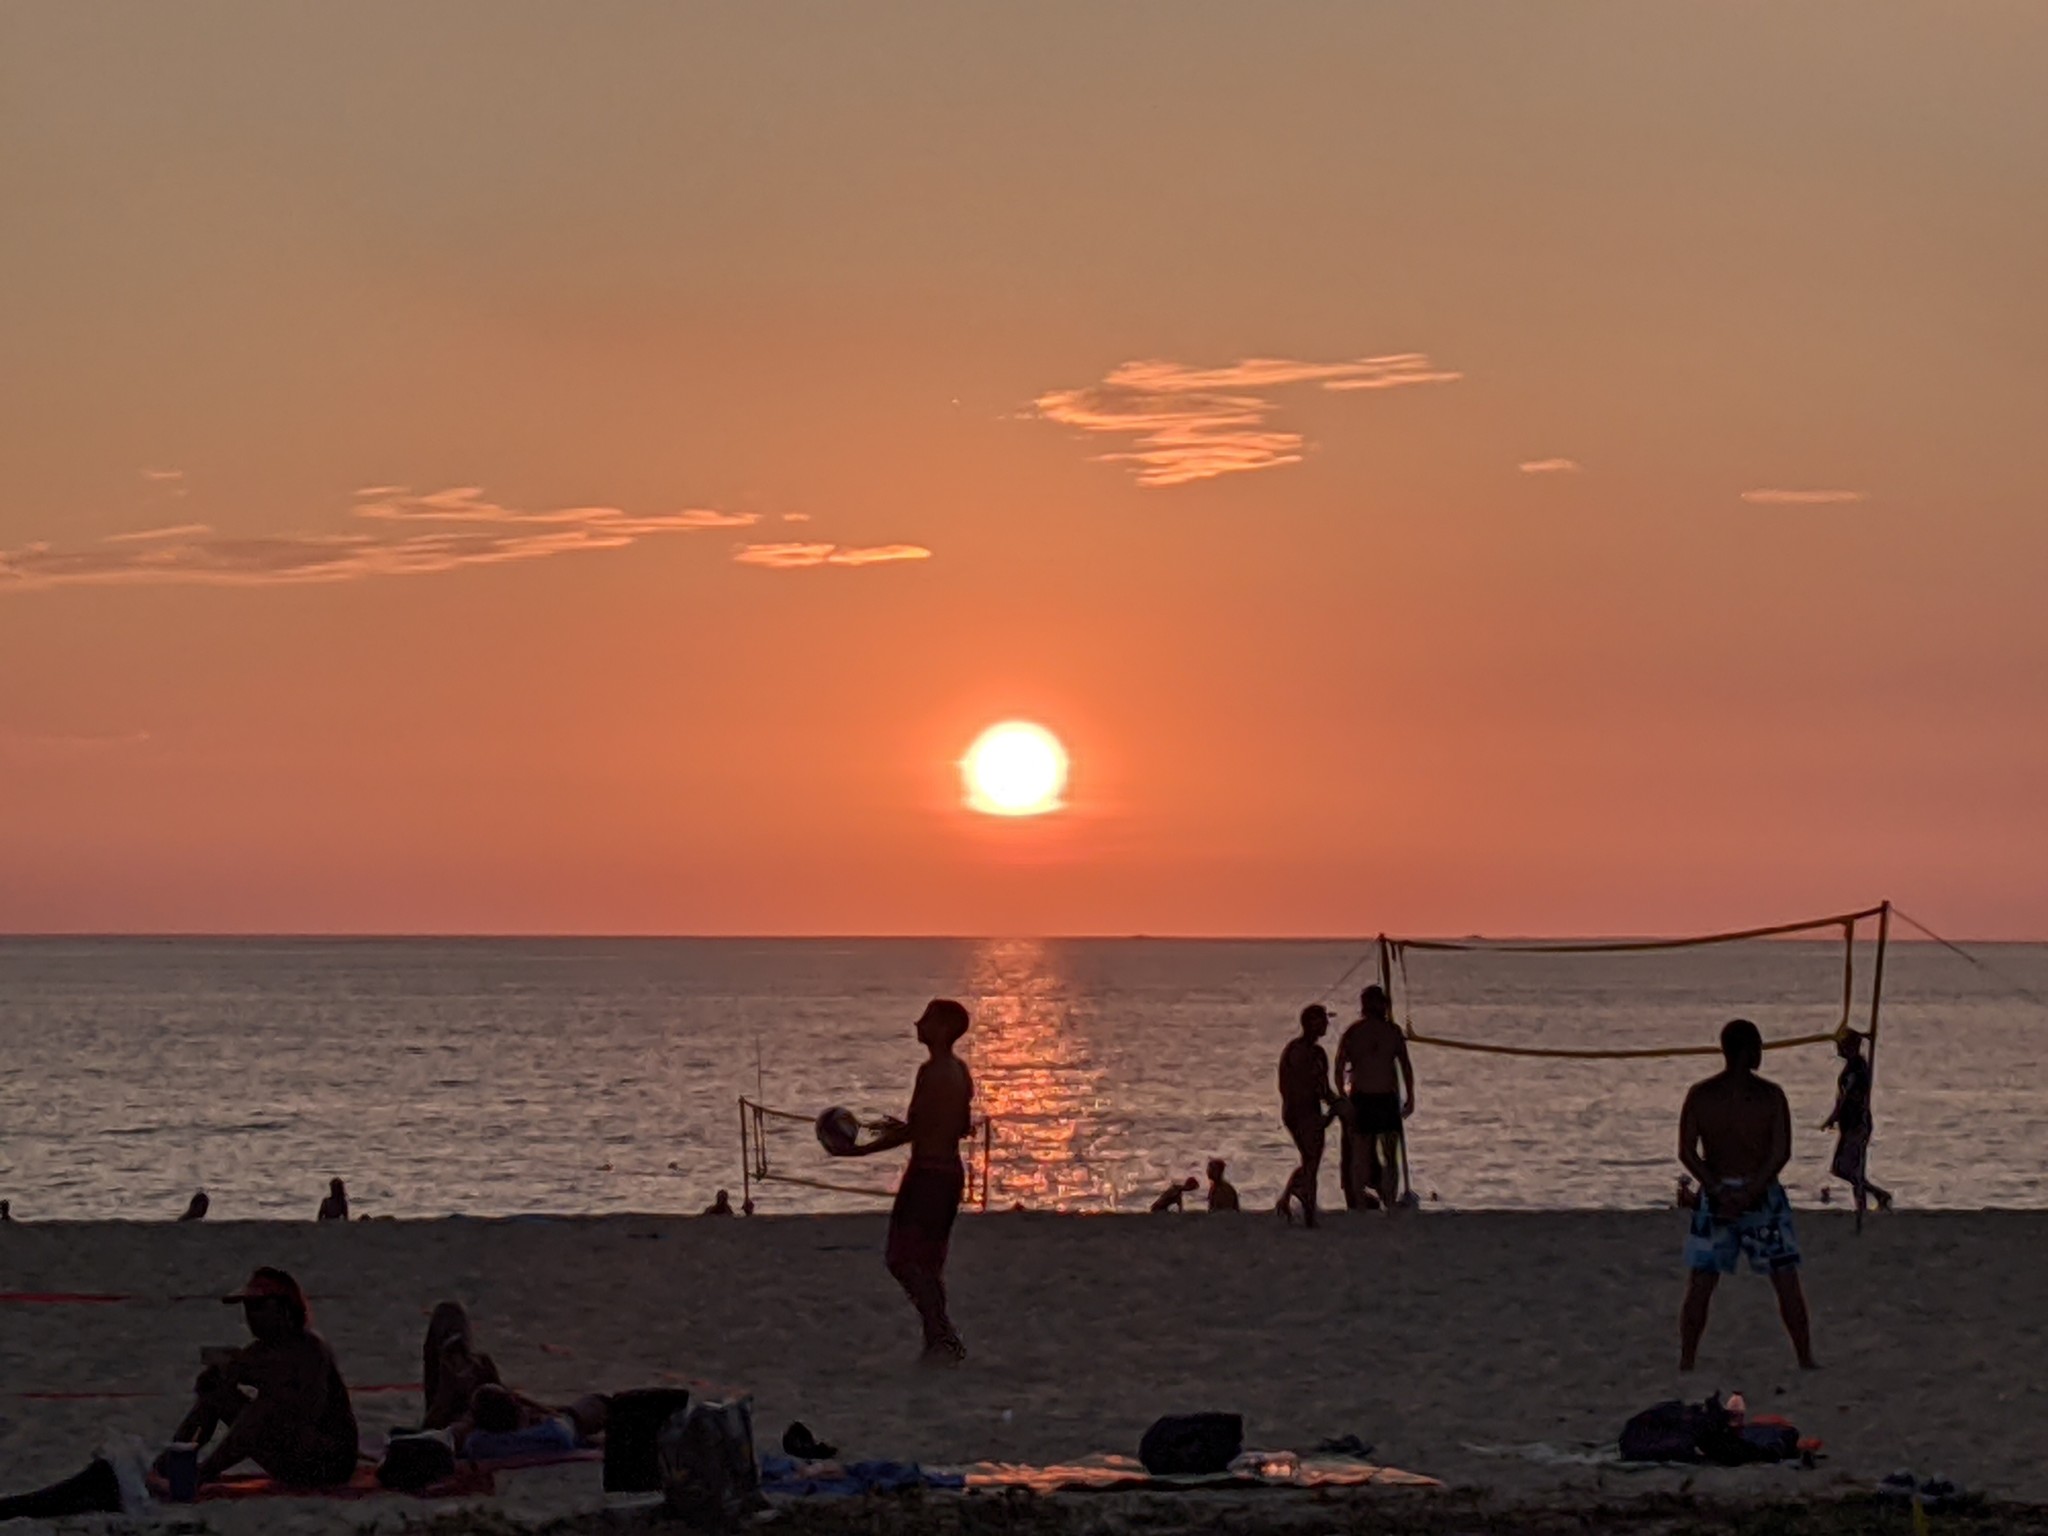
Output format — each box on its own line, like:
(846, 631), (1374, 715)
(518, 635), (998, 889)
(1822, 1031), (1892, 1217)
(855, 999), (975, 1363)
(1677, 1018), (1817, 1371)
(1275, 1004), (1338, 1226)
(1335, 986), (1414, 1211)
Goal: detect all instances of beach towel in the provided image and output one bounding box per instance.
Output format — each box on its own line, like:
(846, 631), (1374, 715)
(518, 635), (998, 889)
(949, 1452), (1441, 1493)
(144, 1447), (600, 1503)
(760, 1457), (966, 1497)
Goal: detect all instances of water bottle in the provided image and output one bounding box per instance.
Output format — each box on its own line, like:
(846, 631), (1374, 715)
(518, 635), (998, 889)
(163, 1442), (198, 1502)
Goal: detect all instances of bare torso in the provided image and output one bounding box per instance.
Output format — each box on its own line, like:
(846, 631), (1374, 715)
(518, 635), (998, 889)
(1681, 1071), (1791, 1193)
(1278, 1038), (1331, 1122)
(906, 1056), (974, 1163)
(1337, 1016), (1407, 1097)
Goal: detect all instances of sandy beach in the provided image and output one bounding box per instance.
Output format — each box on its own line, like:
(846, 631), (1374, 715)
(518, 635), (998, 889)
(2, 1209), (2043, 1529)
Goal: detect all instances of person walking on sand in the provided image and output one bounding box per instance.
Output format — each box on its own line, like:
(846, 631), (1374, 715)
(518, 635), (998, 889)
(1678, 1019), (1817, 1371)
(1335, 986), (1414, 1212)
(851, 999), (975, 1364)
(1822, 1031), (1893, 1217)
(1275, 1004), (1339, 1226)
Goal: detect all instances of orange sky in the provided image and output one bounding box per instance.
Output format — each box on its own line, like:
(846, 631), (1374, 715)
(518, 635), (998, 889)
(3, 4), (2044, 937)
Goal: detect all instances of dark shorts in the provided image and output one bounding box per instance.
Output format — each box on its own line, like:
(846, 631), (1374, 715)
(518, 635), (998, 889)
(886, 1159), (964, 1275)
(1350, 1092), (1403, 1139)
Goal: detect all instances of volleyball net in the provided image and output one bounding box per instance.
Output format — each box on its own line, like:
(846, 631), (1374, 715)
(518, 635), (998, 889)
(738, 1098), (994, 1212)
(1360, 902), (1892, 1064)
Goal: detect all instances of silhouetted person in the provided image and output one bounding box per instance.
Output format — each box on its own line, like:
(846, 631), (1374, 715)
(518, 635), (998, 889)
(420, 1301), (605, 1445)
(1822, 1031), (1892, 1217)
(161, 1267), (359, 1486)
(852, 999), (975, 1363)
(1275, 1003), (1339, 1226)
(1335, 986), (1414, 1211)
(1678, 1019), (1816, 1371)
(179, 1190), (209, 1222)
(0, 1199), (10, 1222)
(703, 1190), (735, 1216)
(740, 1197), (756, 1216)
(316, 1179), (348, 1222)
(1149, 1176), (1198, 1212)
(1205, 1159), (1239, 1212)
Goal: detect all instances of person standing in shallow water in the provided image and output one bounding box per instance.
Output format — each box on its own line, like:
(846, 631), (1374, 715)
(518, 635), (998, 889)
(316, 1179), (348, 1221)
(1677, 1018), (1817, 1371)
(852, 999), (975, 1363)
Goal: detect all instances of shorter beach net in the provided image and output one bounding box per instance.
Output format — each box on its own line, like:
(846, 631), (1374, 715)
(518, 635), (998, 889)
(738, 1098), (994, 1211)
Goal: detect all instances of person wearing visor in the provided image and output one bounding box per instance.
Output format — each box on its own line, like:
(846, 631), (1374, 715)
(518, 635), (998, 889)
(161, 1266), (360, 1488)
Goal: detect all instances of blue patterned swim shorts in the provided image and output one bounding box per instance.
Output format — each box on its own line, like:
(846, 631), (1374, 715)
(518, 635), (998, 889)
(1685, 1180), (1801, 1275)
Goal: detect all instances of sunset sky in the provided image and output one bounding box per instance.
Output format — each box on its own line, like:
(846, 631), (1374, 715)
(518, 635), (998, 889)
(4, 4), (2044, 937)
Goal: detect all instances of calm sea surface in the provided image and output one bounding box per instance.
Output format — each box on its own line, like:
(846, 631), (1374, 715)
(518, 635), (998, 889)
(0, 937), (2041, 1219)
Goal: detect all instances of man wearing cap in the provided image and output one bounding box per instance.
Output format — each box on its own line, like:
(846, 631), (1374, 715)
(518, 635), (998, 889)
(162, 1267), (359, 1487)
(1275, 1004), (1340, 1226)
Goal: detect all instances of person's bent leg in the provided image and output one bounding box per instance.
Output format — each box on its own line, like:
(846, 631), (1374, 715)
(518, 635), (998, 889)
(1679, 1270), (1718, 1370)
(0, 1458), (124, 1521)
(1770, 1268), (1818, 1368)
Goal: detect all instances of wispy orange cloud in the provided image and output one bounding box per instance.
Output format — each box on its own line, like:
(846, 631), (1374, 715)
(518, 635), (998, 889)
(1739, 488), (1868, 505)
(140, 468), (185, 483)
(1033, 353), (1461, 487)
(732, 542), (933, 570)
(1519, 458), (1582, 475)
(0, 489), (758, 592)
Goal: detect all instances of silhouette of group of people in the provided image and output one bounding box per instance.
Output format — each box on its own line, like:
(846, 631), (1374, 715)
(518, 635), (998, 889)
(0, 1268), (614, 1519)
(1276, 986), (1416, 1227)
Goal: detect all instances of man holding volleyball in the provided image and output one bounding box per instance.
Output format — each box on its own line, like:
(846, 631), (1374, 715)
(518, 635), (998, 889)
(848, 999), (975, 1362)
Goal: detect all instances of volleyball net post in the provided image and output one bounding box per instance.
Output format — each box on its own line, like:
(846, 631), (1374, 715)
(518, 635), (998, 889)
(738, 1096), (994, 1211)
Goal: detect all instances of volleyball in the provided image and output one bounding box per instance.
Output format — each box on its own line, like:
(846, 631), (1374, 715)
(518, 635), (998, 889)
(815, 1106), (861, 1157)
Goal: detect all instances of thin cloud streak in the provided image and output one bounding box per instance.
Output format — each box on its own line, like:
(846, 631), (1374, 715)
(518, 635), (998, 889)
(1519, 458), (1582, 474)
(1740, 488), (1869, 505)
(1034, 353), (1461, 487)
(732, 542), (933, 570)
(1, 488), (759, 591)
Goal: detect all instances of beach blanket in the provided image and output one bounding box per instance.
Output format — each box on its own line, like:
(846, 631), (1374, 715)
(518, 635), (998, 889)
(950, 1452), (1441, 1493)
(144, 1448), (601, 1503)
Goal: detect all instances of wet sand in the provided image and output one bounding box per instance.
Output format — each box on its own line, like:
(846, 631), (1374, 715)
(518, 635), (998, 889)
(1, 1210), (2042, 1530)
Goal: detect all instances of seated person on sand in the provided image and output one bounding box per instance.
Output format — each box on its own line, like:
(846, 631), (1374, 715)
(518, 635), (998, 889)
(165, 1267), (360, 1487)
(703, 1189), (735, 1216)
(0, 1267), (355, 1521)
(1205, 1159), (1240, 1211)
(420, 1302), (606, 1449)
(317, 1179), (349, 1221)
(1149, 1176), (1199, 1213)
(178, 1190), (209, 1221)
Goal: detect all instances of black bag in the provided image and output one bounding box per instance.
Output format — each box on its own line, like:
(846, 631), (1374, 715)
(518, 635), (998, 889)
(376, 1431), (456, 1491)
(1618, 1396), (1735, 1464)
(1138, 1413), (1244, 1476)
(659, 1397), (762, 1529)
(603, 1387), (694, 1491)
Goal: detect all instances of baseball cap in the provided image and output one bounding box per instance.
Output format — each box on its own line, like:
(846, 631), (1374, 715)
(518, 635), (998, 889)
(221, 1266), (305, 1307)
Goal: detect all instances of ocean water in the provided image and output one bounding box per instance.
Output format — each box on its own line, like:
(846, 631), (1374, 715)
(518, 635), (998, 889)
(0, 936), (2041, 1220)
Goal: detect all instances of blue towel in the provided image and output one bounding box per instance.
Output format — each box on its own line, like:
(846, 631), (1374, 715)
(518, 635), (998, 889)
(759, 1455), (965, 1497)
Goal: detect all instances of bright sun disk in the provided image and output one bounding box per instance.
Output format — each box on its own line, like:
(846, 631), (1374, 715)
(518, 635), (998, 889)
(962, 721), (1068, 817)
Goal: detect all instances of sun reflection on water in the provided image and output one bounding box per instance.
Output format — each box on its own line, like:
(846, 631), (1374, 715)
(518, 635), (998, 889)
(964, 938), (1124, 1210)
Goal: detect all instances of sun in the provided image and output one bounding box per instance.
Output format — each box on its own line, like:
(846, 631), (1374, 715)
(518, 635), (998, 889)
(961, 721), (1068, 817)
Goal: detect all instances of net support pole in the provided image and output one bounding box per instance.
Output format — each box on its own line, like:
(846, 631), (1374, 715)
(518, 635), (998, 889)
(738, 1099), (752, 1211)
(1861, 901), (1891, 1235)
